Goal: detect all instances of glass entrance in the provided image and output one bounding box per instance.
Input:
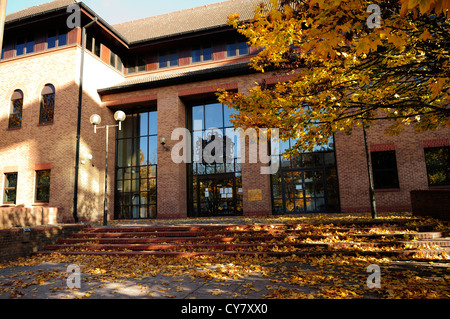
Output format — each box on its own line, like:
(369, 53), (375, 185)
(196, 173), (240, 216)
(188, 101), (243, 217)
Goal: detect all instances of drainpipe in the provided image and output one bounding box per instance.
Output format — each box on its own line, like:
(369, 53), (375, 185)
(73, 17), (97, 223)
(0, 0), (7, 54)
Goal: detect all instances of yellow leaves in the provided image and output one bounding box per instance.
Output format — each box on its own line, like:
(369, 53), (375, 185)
(399, 0), (450, 17)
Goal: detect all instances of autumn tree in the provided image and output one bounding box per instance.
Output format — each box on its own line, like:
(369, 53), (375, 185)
(217, 0), (449, 218)
(218, 0), (450, 156)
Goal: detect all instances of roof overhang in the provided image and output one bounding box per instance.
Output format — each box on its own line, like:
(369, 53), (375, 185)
(98, 61), (255, 96)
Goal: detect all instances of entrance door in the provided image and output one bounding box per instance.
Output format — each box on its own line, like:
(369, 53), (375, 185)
(281, 169), (328, 213)
(196, 173), (238, 217)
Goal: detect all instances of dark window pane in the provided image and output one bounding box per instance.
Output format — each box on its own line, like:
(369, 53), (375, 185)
(192, 47), (201, 63)
(159, 54), (167, 68)
(58, 29), (67, 46)
(26, 35), (34, 54)
(36, 170), (51, 203)
(203, 46), (212, 61)
(127, 58), (136, 74)
(40, 93), (55, 124)
(110, 52), (116, 67)
(371, 151), (400, 189)
(94, 40), (101, 57)
(425, 147), (450, 186)
(5, 173), (17, 188)
(9, 98), (23, 129)
(4, 189), (16, 204)
(137, 56), (146, 72)
(169, 51), (178, 67)
(238, 41), (249, 55)
(85, 33), (93, 51)
(226, 42), (236, 57)
(116, 55), (123, 72)
(16, 38), (24, 56)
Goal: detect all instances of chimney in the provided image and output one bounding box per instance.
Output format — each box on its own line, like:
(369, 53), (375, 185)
(0, 0), (7, 55)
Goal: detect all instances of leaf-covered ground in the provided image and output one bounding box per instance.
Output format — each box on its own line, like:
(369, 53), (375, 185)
(0, 213), (449, 299)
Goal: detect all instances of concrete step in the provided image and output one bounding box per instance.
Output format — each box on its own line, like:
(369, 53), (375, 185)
(34, 220), (450, 259)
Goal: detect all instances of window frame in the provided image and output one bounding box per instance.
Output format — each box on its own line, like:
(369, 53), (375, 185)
(47, 29), (67, 50)
(371, 150), (400, 190)
(9, 90), (24, 129)
(3, 173), (18, 205)
(39, 84), (56, 125)
(192, 44), (213, 63)
(424, 146), (450, 187)
(226, 40), (249, 58)
(158, 50), (178, 69)
(35, 170), (51, 203)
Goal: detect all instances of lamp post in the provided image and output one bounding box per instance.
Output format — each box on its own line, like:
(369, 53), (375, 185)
(90, 111), (126, 226)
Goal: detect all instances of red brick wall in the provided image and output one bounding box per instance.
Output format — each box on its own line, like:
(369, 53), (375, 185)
(335, 122), (450, 213)
(0, 224), (86, 261)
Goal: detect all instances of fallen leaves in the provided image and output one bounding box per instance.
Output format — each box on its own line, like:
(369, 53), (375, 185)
(0, 214), (449, 299)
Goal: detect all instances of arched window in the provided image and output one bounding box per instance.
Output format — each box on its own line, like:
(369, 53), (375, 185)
(9, 90), (23, 129)
(39, 84), (55, 125)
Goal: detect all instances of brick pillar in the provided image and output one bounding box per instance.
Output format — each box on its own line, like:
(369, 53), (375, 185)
(157, 90), (187, 219)
(238, 82), (272, 217)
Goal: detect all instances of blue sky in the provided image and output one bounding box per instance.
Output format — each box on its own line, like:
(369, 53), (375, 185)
(6, 0), (227, 24)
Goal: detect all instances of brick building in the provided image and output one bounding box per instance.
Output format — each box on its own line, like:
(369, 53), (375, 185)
(0, 0), (448, 224)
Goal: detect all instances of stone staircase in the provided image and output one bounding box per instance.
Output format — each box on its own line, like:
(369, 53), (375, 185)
(35, 218), (450, 259)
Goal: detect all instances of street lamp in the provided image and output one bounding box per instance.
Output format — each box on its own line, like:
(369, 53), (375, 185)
(90, 111), (126, 226)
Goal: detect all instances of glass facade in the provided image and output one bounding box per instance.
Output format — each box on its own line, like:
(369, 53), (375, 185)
(115, 110), (158, 219)
(188, 102), (243, 217)
(272, 138), (340, 214)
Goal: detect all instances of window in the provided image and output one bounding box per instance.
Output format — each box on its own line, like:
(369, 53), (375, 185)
(9, 90), (23, 129)
(192, 44), (212, 63)
(16, 37), (25, 56)
(47, 30), (57, 49)
(424, 146), (450, 186)
(47, 29), (67, 49)
(110, 51), (124, 72)
(39, 84), (55, 125)
(226, 41), (237, 57)
(85, 33), (94, 52)
(35, 170), (51, 203)
(238, 41), (249, 55)
(137, 56), (146, 72)
(371, 151), (400, 189)
(58, 28), (67, 46)
(3, 173), (18, 204)
(227, 40), (249, 57)
(116, 111), (158, 219)
(159, 51), (178, 68)
(25, 35), (35, 54)
(110, 51), (116, 68)
(94, 39), (101, 57)
(126, 55), (145, 74)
